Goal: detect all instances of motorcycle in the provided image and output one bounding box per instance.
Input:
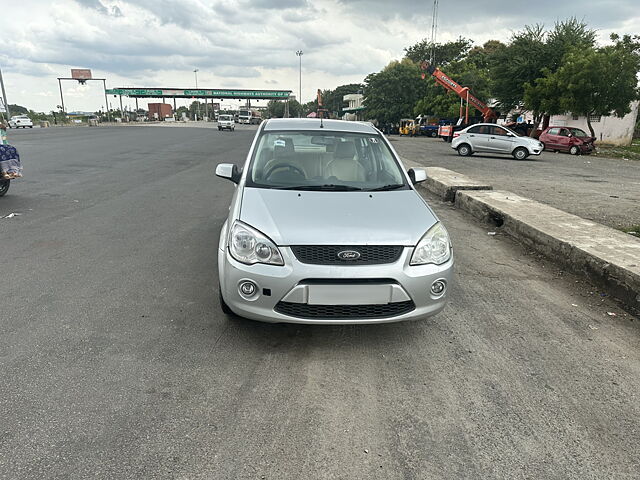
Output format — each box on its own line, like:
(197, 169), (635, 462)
(0, 143), (21, 196)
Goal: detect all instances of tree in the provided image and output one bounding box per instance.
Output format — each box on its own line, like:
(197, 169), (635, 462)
(8, 104), (29, 115)
(265, 99), (302, 118)
(492, 18), (597, 132)
(404, 37), (473, 66)
(526, 34), (640, 137)
(363, 59), (424, 125)
(414, 60), (492, 119)
(320, 83), (362, 118)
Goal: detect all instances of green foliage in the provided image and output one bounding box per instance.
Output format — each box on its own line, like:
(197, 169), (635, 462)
(363, 59), (424, 124)
(526, 34), (640, 136)
(265, 99), (302, 118)
(415, 63), (491, 118)
(414, 41), (499, 118)
(8, 104), (29, 115)
(320, 83), (362, 117)
(492, 18), (597, 113)
(404, 37), (473, 66)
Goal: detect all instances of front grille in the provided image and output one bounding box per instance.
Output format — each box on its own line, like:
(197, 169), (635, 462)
(290, 245), (403, 265)
(274, 300), (415, 319)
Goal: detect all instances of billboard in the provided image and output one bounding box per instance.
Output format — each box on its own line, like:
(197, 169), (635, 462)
(71, 69), (92, 80)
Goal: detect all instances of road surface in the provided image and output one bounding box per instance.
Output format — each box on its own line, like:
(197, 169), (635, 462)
(1, 126), (638, 479)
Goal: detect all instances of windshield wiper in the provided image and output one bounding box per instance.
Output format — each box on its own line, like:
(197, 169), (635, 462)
(273, 184), (363, 191)
(368, 184), (406, 191)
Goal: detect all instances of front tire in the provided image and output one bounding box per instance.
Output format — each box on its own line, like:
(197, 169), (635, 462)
(0, 179), (10, 197)
(570, 145), (580, 155)
(513, 147), (529, 160)
(430, 131), (437, 137)
(457, 143), (472, 156)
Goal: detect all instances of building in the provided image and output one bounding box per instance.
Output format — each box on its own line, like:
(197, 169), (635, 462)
(342, 93), (364, 121)
(548, 101), (639, 146)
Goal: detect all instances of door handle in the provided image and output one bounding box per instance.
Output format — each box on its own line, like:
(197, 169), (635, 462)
(490, 136), (495, 139)
(469, 134), (474, 137)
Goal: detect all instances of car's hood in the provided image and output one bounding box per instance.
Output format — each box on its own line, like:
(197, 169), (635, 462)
(239, 187), (437, 246)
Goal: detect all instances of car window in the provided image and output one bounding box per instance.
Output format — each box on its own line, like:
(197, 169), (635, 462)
(568, 128), (588, 137)
(559, 129), (569, 136)
(467, 126), (481, 134)
(246, 131), (407, 191)
(490, 126), (509, 136)
(547, 128), (560, 135)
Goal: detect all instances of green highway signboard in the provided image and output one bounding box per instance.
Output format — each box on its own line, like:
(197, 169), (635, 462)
(106, 88), (291, 99)
(106, 89), (163, 96)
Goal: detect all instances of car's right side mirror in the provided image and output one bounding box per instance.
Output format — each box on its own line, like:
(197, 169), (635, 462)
(216, 163), (241, 183)
(408, 167), (427, 185)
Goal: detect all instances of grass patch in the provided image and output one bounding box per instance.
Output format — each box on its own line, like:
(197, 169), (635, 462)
(594, 139), (640, 160)
(620, 224), (640, 238)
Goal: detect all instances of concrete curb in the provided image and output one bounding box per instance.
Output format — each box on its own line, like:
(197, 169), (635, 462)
(410, 164), (640, 310)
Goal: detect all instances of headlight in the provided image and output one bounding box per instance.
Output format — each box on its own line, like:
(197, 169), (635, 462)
(410, 222), (452, 265)
(229, 221), (284, 266)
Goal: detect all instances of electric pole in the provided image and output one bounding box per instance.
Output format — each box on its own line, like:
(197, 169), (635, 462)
(296, 50), (303, 117)
(0, 66), (11, 120)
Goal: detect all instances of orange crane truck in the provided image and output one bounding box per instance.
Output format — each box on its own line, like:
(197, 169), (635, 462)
(420, 61), (498, 141)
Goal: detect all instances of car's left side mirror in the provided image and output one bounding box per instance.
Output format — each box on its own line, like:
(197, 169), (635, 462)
(216, 163), (242, 183)
(408, 167), (427, 185)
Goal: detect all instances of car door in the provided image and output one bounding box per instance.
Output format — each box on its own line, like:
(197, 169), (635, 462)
(556, 128), (571, 151)
(487, 126), (516, 154)
(544, 128), (561, 149)
(465, 125), (491, 152)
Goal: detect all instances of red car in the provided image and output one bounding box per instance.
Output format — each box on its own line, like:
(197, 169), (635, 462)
(539, 126), (596, 155)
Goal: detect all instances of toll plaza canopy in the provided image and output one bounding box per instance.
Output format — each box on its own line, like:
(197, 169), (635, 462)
(105, 88), (291, 100)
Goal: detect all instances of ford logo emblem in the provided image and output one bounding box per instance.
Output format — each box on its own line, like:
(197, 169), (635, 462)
(337, 250), (361, 260)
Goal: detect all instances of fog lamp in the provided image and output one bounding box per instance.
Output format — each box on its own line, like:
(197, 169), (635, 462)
(431, 280), (446, 295)
(239, 281), (257, 297)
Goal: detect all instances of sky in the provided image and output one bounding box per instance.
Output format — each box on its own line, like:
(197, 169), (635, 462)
(1, 0), (638, 113)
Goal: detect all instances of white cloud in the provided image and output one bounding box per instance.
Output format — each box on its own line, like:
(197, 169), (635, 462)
(2, 0), (638, 112)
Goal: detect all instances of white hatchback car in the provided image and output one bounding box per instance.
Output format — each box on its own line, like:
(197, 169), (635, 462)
(215, 118), (454, 324)
(9, 115), (34, 129)
(451, 123), (543, 160)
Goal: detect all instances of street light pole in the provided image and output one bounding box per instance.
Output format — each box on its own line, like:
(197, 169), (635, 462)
(296, 50), (303, 117)
(193, 68), (199, 121)
(0, 66), (10, 120)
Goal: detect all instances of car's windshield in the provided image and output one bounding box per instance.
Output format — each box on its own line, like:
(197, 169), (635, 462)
(219, 115), (231, 121)
(568, 128), (588, 137)
(246, 130), (407, 191)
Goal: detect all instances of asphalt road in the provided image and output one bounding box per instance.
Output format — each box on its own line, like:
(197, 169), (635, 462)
(391, 135), (640, 230)
(1, 125), (639, 479)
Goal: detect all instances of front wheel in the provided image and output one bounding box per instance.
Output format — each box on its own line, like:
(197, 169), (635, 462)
(0, 179), (10, 197)
(457, 143), (472, 156)
(512, 147), (529, 160)
(570, 145), (580, 155)
(430, 131), (438, 137)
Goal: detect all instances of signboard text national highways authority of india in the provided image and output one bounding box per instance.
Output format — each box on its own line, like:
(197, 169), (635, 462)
(105, 88), (291, 99)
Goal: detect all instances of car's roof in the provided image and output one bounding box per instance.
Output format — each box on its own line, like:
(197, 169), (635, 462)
(263, 118), (377, 134)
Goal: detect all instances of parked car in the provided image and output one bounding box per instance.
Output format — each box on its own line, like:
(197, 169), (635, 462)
(451, 123), (543, 160)
(8, 115), (33, 129)
(538, 126), (595, 155)
(215, 118), (453, 324)
(218, 114), (235, 131)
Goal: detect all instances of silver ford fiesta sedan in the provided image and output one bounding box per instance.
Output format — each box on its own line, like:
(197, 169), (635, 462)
(216, 118), (453, 324)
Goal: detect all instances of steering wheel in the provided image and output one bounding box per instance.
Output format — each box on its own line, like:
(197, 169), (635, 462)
(264, 162), (305, 180)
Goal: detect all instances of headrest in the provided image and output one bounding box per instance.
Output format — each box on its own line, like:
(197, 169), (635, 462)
(335, 141), (355, 159)
(274, 137), (294, 156)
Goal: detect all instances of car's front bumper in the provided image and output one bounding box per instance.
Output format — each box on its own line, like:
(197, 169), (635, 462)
(218, 246), (453, 324)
